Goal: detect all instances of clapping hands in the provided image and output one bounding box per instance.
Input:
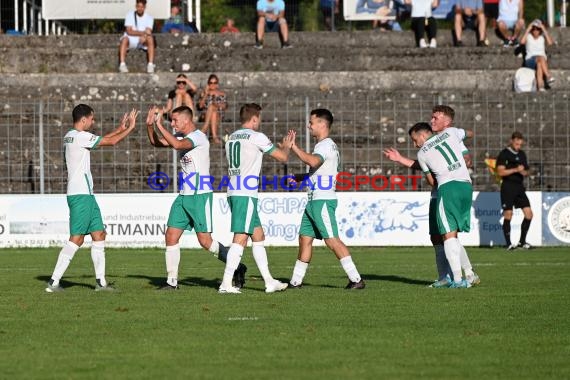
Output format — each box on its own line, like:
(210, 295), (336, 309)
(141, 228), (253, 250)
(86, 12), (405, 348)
(146, 106), (163, 126)
(121, 109), (139, 130)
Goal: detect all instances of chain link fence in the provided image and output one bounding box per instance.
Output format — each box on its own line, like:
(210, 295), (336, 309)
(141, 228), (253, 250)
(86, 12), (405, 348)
(1, 91), (569, 194)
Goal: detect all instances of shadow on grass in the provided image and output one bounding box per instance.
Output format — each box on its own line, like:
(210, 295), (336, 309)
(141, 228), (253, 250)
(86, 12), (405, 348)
(125, 275), (333, 291)
(35, 275), (96, 290)
(362, 274), (432, 286)
(126, 274), (221, 290)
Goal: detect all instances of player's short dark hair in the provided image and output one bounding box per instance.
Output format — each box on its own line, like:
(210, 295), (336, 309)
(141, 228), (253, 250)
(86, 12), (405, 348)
(511, 131), (524, 140)
(432, 105), (455, 121)
(310, 108), (333, 128)
(172, 105), (193, 119)
(136, 0), (147, 5)
(240, 103), (262, 124)
(408, 122), (432, 136)
(72, 104), (94, 123)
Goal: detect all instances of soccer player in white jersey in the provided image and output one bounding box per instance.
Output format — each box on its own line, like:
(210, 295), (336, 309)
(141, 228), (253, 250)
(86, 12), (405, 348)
(384, 105), (479, 288)
(410, 122), (474, 288)
(218, 103), (293, 294)
(45, 104), (139, 292)
(288, 108), (365, 289)
(146, 106), (247, 290)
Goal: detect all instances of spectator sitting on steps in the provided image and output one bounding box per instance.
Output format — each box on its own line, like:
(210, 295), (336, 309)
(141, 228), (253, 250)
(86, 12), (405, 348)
(404, 0), (439, 48)
(254, 0), (292, 49)
(119, 0), (155, 74)
(496, 0), (525, 47)
(161, 5), (196, 34)
(164, 74), (198, 120)
(198, 74), (227, 144)
(520, 19), (555, 92)
(220, 18), (240, 33)
(453, 0), (487, 47)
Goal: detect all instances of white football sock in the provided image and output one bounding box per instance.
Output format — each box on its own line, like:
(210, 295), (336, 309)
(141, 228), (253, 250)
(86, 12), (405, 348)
(91, 240), (106, 287)
(443, 238), (463, 283)
(340, 256), (361, 283)
(290, 259), (309, 286)
(221, 243), (243, 288)
(208, 240), (220, 257)
(252, 241), (274, 284)
(459, 244), (474, 277)
(51, 241), (80, 286)
(434, 244), (450, 280)
(165, 244), (180, 287)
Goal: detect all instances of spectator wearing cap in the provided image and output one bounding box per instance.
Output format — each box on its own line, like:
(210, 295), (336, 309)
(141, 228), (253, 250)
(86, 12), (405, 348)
(520, 19), (555, 92)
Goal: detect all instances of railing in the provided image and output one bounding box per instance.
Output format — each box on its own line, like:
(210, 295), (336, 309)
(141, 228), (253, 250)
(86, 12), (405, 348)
(1, 0), (68, 35)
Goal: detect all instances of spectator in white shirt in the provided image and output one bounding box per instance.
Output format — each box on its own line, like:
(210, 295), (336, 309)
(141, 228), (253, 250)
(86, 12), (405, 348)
(520, 19), (555, 92)
(404, 0), (439, 48)
(118, 0), (155, 73)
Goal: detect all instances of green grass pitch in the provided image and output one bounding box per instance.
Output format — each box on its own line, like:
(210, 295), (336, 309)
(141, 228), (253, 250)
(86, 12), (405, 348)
(0, 246), (569, 379)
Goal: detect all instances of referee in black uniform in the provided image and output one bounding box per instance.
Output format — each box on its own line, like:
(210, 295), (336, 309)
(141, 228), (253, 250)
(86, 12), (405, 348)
(496, 131), (533, 250)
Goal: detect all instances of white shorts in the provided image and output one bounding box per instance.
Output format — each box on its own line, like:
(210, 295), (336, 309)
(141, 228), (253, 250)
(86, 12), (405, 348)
(121, 34), (147, 50)
(498, 19), (517, 29)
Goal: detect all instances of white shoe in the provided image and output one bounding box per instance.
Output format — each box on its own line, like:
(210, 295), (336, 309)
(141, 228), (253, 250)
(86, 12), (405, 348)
(466, 272), (481, 286)
(429, 38), (437, 48)
(419, 38), (428, 48)
(119, 62), (128, 73)
(218, 285), (241, 294)
(265, 280), (288, 293)
(147, 63), (155, 73)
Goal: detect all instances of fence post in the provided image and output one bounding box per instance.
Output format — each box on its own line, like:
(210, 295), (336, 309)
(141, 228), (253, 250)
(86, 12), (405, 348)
(23, 0), (27, 33)
(14, 0), (19, 32)
(305, 96), (310, 172)
(547, 0), (555, 27)
(39, 100), (45, 194)
(562, 0), (567, 27)
(172, 138), (177, 193)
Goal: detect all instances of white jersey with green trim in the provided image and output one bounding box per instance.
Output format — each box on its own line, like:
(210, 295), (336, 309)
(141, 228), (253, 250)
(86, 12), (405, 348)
(64, 129), (101, 195)
(427, 126), (470, 198)
(444, 127), (469, 156)
(179, 129), (211, 195)
(308, 138), (339, 200)
(417, 131), (471, 187)
(225, 128), (275, 198)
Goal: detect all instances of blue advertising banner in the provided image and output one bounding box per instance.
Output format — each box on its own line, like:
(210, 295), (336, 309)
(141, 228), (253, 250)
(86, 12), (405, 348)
(542, 192), (570, 245)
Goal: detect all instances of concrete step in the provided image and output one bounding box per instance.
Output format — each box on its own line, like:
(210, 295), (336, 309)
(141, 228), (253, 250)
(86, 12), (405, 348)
(2, 29), (570, 74)
(1, 70), (569, 99)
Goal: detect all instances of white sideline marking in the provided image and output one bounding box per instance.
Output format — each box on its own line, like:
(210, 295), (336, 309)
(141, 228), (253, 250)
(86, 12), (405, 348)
(228, 316), (259, 321)
(475, 262), (570, 266)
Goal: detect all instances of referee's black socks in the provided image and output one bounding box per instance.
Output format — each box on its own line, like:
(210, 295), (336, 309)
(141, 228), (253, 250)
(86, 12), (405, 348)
(502, 219), (512, 246)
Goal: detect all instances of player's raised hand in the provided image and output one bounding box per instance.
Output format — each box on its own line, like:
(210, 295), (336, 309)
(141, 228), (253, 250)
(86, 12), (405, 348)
(288, 129), (297, 147)
(119, 112), (129, 129)
(278, 129), (295, 150)
(127, 108), (139, 129)
(383, 147), (402, 162)
(145, 106), (157, 126)
(155, 107), (165, 124)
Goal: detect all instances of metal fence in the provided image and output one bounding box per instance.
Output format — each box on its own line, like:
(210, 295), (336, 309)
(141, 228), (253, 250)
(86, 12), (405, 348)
(1, 91), (569, 194)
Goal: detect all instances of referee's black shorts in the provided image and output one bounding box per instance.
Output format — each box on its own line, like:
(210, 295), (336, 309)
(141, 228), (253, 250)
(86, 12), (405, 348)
(500, 181), (530, 210)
